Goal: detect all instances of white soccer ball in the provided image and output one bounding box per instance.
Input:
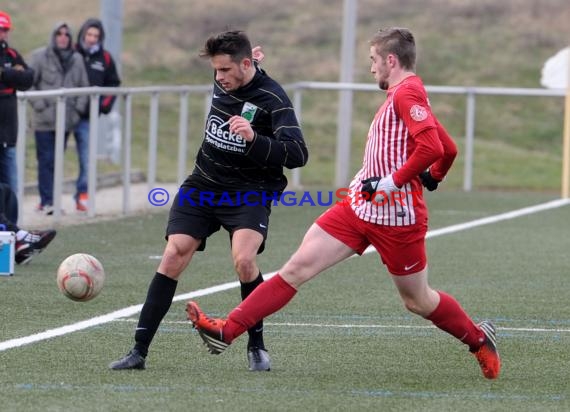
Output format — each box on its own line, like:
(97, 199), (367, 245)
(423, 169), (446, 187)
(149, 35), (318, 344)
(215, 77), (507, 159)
(56, 253), (105, 302)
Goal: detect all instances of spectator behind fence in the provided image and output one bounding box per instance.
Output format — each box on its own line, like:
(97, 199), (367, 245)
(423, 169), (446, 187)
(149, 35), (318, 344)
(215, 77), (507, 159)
(28, 22), (89, 215)
(0, 183), (56, 265)
(0, 10), (34, 193)
(74, 17), (121, 212)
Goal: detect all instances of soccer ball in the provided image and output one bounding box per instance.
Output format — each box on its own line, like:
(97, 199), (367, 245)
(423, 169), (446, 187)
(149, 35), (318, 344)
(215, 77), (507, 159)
(56, 253), (105, 302)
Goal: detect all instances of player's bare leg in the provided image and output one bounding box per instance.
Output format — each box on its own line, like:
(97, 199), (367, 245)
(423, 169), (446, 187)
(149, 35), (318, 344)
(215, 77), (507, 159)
(280, 223), (356, 288)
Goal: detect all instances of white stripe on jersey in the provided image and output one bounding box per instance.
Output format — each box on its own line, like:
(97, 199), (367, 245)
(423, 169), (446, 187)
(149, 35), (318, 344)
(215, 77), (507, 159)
(348, 85), (416, 226)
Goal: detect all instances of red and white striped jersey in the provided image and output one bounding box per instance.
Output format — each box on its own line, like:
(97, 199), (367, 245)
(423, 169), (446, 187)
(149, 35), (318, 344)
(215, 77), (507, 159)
(348, 75), (436, 226)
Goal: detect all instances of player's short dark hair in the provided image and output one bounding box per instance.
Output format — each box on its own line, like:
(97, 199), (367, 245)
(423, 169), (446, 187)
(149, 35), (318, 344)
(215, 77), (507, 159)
(200, 30), (252, 63)
(370, 27), (416, 71)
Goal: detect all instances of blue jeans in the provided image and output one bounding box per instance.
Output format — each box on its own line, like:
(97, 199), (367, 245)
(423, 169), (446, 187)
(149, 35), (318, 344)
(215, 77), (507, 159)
(73, 119), (89, 197)
(0, 145), (18, 193)
(35, 130), (57, 207)
(34, 122), (89, 206)
(0, 181), (19, 230)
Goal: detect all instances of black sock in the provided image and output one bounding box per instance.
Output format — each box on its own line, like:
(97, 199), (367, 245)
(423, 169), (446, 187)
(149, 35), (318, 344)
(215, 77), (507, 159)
(134, 272), (177, 357)
(240, 272), (265, 350)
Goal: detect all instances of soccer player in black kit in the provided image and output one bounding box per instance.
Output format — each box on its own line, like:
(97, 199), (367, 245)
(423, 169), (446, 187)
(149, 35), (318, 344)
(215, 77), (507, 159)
(110, 31), (308, 371)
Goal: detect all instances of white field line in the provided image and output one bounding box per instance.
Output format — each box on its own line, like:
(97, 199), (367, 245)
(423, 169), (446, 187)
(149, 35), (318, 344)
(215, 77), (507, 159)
(1, 198), (568, 352)
(114, 318), (570, 333)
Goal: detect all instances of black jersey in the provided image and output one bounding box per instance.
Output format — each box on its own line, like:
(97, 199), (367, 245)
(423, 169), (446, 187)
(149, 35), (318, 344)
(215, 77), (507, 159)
(192, 68), (308, 194)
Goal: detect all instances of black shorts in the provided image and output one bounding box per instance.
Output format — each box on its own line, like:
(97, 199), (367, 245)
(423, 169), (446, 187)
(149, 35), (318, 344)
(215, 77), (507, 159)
(166, 190), (271, 254)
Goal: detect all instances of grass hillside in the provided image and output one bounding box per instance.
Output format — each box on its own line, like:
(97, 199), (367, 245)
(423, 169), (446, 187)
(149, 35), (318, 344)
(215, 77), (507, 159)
(8, 0), (568, 86)
(4, 0), (570, 190)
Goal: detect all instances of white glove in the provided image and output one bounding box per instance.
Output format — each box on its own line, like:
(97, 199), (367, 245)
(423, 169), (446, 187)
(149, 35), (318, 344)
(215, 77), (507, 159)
(361, 174), (406, 215)
(361, 174), (399, 198)
(376, 174), (398, 194)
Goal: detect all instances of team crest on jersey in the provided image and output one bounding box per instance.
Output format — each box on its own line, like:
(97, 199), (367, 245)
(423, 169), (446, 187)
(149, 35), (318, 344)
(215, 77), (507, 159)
(241, 102), (258, 123)
(410, 104), (428, 121)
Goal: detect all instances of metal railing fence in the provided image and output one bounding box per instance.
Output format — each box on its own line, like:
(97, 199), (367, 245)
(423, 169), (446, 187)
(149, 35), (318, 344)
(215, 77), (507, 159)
(16, 83), (567, 224)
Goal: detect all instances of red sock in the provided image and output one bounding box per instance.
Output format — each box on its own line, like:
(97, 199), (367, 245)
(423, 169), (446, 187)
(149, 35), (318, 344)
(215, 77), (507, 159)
(426, 291), (485, 351)
(223, 274), (297, 343)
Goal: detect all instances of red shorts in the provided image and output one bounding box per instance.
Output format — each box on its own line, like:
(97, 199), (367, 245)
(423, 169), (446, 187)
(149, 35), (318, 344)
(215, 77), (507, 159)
(315, 202), (427, 275)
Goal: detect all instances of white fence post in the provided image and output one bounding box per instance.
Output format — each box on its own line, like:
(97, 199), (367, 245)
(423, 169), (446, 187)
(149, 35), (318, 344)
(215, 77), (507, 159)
(16, 98), (27, 225)
(122, 93), (133, 215)
(291, 88), (303, 188)
(147, 92), (159, 196)
(463, 90), (476, 192)
(87, 94), (100, 217)
(177, 92), (189, 186)
(52, 95), (66, 219)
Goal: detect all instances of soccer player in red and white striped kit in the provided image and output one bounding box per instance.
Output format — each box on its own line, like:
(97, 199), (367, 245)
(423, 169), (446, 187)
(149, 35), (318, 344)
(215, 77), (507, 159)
(188, 27), (501, 379)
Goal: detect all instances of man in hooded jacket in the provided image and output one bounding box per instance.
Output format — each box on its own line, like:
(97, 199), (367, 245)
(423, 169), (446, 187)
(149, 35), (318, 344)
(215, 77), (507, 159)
(28, 22), (89, 214)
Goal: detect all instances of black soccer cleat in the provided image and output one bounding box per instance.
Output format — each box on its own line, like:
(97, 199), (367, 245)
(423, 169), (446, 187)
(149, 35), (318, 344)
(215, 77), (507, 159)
(109, 349), (146, 370)
(247, 347), (271, 371)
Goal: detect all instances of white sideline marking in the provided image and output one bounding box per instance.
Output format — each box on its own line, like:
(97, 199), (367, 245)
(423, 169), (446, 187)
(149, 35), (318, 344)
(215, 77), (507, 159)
(1, 198), (568, 352)
(114, 318), (570, 333)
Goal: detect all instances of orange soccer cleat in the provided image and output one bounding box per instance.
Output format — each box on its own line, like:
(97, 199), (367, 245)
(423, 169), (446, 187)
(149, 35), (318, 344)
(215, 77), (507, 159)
(473, 320), (501, 379)
(186, 301), (229, 355)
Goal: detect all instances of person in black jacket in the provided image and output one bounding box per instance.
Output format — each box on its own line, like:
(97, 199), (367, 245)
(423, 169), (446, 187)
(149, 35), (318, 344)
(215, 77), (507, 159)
(74, 18), (121, 211)
(110, 31), (308, 372)
(0, 10), (34, 193)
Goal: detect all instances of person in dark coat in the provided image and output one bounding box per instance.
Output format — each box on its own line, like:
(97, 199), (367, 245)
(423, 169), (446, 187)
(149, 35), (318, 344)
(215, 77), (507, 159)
(73, 18), (121, 211)
(0, 10), (34, 192)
